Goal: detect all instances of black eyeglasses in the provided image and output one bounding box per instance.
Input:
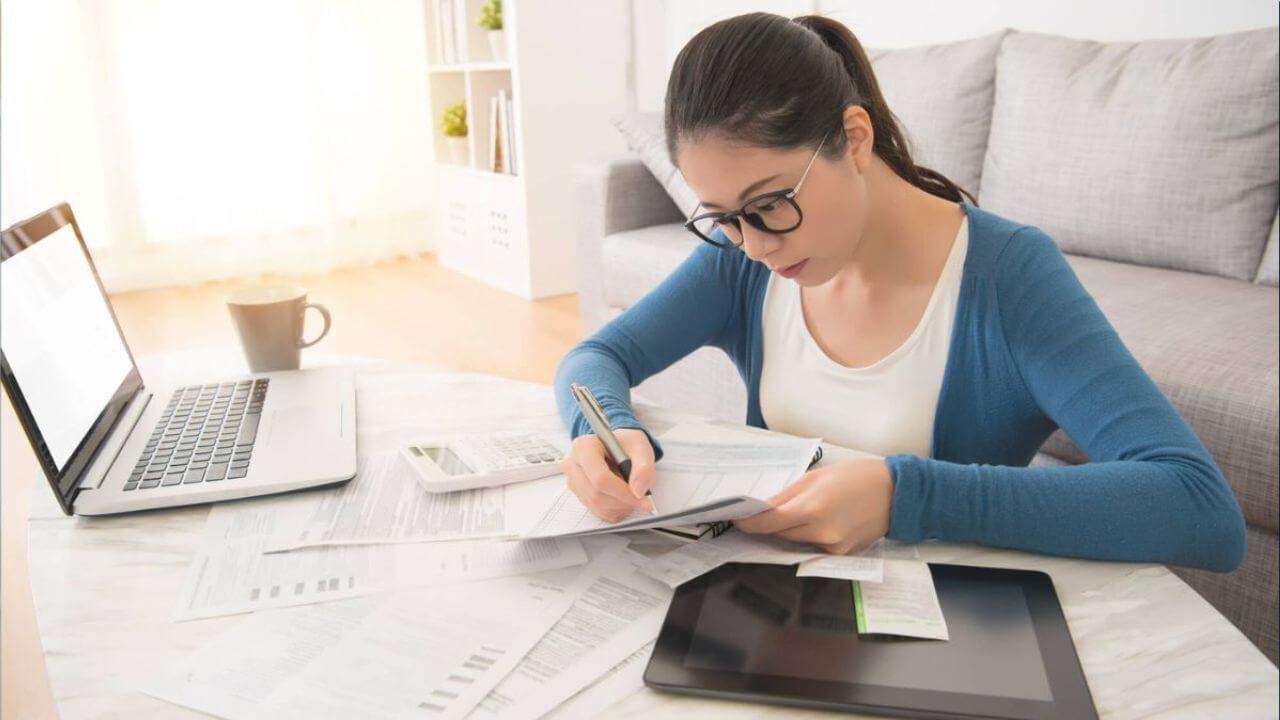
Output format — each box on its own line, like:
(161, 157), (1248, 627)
(684, 131), (829, 248)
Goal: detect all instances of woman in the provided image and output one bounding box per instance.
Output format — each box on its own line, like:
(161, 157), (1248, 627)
(553, 12), (1245, 571)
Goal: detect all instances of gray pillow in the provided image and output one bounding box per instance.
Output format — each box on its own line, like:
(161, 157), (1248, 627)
(866, 29), (1007, 199)
(1256, 210), (1279, 286)
(610, 112), (700, 220)
(980, 28), (1279, 281)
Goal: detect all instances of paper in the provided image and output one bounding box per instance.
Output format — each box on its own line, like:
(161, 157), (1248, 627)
(637, 531), (926, 587)
(853, 559), (949, 641)
(796, 539), (887, 582)
(521, 427), (821, 539)
(636, 529), (824, 587)
(266, 453), (530, 552)
(147, 538), (630, 720)
(175, 493), (586, 621)
(542, 641), (652, 720)
(438, 547), (674, 720)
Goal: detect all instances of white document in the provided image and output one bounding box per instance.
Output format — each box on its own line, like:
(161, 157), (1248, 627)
(353, 370), (568, 458)
(542, 641), (653, 720)
(521, 426), (821, 539)
(147, 539), (629, 720)
(636, 529), (824, 588)
(175, 493), (586, 621)
(266, 453), (517, 552)
(855, 559), (949, 641)
(796, 538), (887, 582)
(440, 548), (674, 720)
(638, 531), (922, 587)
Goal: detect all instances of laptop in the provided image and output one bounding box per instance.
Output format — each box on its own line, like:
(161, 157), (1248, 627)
(1, 203), (358, 515)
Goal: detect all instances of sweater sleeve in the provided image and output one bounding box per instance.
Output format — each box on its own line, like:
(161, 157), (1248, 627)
(884, 227), (1247, 572)
(553, 240), (742, 463)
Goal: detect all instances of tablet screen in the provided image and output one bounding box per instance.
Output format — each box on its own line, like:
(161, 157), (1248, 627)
(682, 567), (1053, 701)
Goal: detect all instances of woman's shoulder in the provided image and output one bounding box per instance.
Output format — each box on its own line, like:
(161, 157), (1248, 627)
(960, 201), (1066, 284)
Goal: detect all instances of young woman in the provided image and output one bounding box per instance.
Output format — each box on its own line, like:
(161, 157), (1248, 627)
(553, 13), (1245, 572)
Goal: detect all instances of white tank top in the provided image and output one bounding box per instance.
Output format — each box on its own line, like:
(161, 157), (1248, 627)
(759, 216), (969, 458)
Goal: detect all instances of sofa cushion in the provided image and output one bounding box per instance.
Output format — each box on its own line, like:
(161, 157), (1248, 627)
(1038, 255), (1278, 532)
(1257, 210), (1279, 286)
(980, 28), (1279, 281)
(866, 30), (1006, 199)
(610, 113), (700, 219)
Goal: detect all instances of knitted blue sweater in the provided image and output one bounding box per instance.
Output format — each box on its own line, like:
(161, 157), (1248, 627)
(554, 201), (1246, 572)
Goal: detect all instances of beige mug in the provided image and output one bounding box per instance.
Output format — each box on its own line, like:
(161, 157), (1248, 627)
(227, 285), (331, 372)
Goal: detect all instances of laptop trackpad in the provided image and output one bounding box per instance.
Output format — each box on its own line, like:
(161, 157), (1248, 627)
(268, 406), (341, 447)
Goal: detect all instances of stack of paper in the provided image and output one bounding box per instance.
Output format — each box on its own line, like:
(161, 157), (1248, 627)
(153, 370), (948, 720)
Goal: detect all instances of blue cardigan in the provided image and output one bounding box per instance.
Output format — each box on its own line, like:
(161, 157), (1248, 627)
(554, 201), (1246, 572)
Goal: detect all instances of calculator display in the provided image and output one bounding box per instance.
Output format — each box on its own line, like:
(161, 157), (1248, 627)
(411, 445), (473, 476)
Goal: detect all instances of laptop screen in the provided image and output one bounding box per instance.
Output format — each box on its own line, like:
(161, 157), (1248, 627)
(1, 209), (139, 502)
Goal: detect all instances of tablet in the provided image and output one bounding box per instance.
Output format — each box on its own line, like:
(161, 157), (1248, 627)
(645, 562), (1097, 720)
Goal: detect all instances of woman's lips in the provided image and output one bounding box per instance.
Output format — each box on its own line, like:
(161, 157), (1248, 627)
(776, 259), (808, 278)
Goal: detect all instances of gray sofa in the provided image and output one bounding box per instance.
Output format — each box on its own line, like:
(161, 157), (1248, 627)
(571, 27), (1279, 662)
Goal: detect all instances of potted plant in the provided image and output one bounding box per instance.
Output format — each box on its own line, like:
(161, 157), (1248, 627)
(478, 0), (505, 63)
(441, 101), (468, 164)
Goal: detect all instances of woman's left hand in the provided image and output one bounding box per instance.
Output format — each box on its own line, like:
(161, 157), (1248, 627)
(734, 457), (894, 555)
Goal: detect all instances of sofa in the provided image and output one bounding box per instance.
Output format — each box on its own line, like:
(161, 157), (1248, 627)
(570, 27), (1279, 662)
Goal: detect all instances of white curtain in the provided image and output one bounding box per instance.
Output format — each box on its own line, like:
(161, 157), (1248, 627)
(2, 0), (437, 292)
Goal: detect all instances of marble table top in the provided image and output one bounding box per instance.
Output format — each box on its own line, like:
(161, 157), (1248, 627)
(22, 353), (1279, 719)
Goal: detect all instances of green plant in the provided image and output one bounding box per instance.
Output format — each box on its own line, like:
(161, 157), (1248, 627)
(477, 0), (502, 31)
(441, 101), (467, 137)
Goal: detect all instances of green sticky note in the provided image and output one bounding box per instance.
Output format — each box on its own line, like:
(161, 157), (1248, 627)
(852, 580), (866, 634)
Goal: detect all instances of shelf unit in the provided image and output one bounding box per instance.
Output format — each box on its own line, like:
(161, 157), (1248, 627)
(424, 0), (631, 299)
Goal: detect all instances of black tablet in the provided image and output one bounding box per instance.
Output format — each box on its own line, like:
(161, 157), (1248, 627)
(645, 562), (1097, 720)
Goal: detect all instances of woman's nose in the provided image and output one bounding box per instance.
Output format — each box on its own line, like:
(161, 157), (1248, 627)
(739, 225), (781, 262)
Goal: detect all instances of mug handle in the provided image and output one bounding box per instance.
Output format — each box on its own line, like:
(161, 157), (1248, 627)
(299, 303), (332, 348)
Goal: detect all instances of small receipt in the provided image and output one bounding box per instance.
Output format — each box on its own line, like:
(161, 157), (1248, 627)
(853, 559), (949, 641)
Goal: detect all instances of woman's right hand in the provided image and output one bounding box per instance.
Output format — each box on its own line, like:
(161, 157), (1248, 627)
(560, 428), (657, 523)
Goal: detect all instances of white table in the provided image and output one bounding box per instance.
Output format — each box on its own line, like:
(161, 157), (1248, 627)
(23, 353), (1280, 719)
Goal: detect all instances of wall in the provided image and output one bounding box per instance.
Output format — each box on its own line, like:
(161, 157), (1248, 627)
(633, 0), (1278, 112)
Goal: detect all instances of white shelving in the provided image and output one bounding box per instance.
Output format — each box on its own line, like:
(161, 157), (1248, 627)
(425, 0), (631, 299)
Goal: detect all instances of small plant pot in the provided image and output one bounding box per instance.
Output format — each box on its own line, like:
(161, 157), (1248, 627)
(446, 136), (467, 164)
(487, 30), (507, 63)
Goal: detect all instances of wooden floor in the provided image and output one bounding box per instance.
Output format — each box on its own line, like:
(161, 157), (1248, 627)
(0, 252), (584, 718)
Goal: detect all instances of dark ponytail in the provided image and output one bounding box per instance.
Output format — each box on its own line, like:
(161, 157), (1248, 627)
(665, 12), (976, 206)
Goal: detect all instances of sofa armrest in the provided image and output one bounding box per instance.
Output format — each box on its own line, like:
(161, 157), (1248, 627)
(572, 153), (685, 335)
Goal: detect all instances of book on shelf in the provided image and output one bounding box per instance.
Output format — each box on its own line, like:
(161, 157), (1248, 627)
(433, 0), (466, 64)
(488, 94), (500, 172)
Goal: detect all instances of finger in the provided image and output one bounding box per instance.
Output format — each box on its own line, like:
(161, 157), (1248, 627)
(735, 503), (807, 535)
(565, 460), (636, 522)
(575, 440), (647, 510)
(776, 524), (824, 546)
(767, 470), (819, 506)
(615, 429), (657, 500)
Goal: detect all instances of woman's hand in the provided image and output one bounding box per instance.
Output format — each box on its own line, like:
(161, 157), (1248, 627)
(560, 428), (657, 523)
(734, 457), (894, 554)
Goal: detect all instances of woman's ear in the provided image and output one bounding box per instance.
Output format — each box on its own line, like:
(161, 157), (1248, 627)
(841, 105), (874, 173)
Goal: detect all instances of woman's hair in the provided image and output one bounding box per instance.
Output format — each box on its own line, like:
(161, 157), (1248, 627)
(664, 12), (976, 205)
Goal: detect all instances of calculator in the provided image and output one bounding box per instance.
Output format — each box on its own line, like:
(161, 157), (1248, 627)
(397, 430), (569, 492)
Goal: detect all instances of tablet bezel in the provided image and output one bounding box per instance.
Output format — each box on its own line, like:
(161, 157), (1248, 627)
(645, 562), (1097, 720)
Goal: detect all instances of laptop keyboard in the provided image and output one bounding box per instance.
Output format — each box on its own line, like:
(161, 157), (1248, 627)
(124, 379), (269, 490)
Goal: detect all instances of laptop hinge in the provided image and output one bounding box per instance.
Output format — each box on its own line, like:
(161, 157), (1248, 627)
(78, 390), (153, 491)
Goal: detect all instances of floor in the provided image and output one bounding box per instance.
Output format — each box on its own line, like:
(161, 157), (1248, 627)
(1, 252), (584, 718)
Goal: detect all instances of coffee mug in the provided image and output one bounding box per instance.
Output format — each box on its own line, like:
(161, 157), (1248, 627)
(227, 285), (331, 372)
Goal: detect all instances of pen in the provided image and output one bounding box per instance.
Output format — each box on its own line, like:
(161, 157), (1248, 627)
(569, 383), (659, 516)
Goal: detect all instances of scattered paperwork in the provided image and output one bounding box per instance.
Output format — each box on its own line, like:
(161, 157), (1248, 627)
(854, 559), (950, 641)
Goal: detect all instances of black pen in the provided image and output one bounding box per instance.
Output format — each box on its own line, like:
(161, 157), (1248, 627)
(569, 383), (659, 516)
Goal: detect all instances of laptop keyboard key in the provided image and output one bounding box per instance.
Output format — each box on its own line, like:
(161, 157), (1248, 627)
(228, 466), (249, 479)
(206, 463), (228, 481)
(183, 469), (206, 484)
(162, 472), (184, 486)
(236, 413), (260, 446)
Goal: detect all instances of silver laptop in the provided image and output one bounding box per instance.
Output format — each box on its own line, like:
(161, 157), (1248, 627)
(1, 204), (357, 515)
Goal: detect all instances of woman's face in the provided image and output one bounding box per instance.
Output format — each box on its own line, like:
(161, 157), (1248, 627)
(675, 113), (872, 287)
